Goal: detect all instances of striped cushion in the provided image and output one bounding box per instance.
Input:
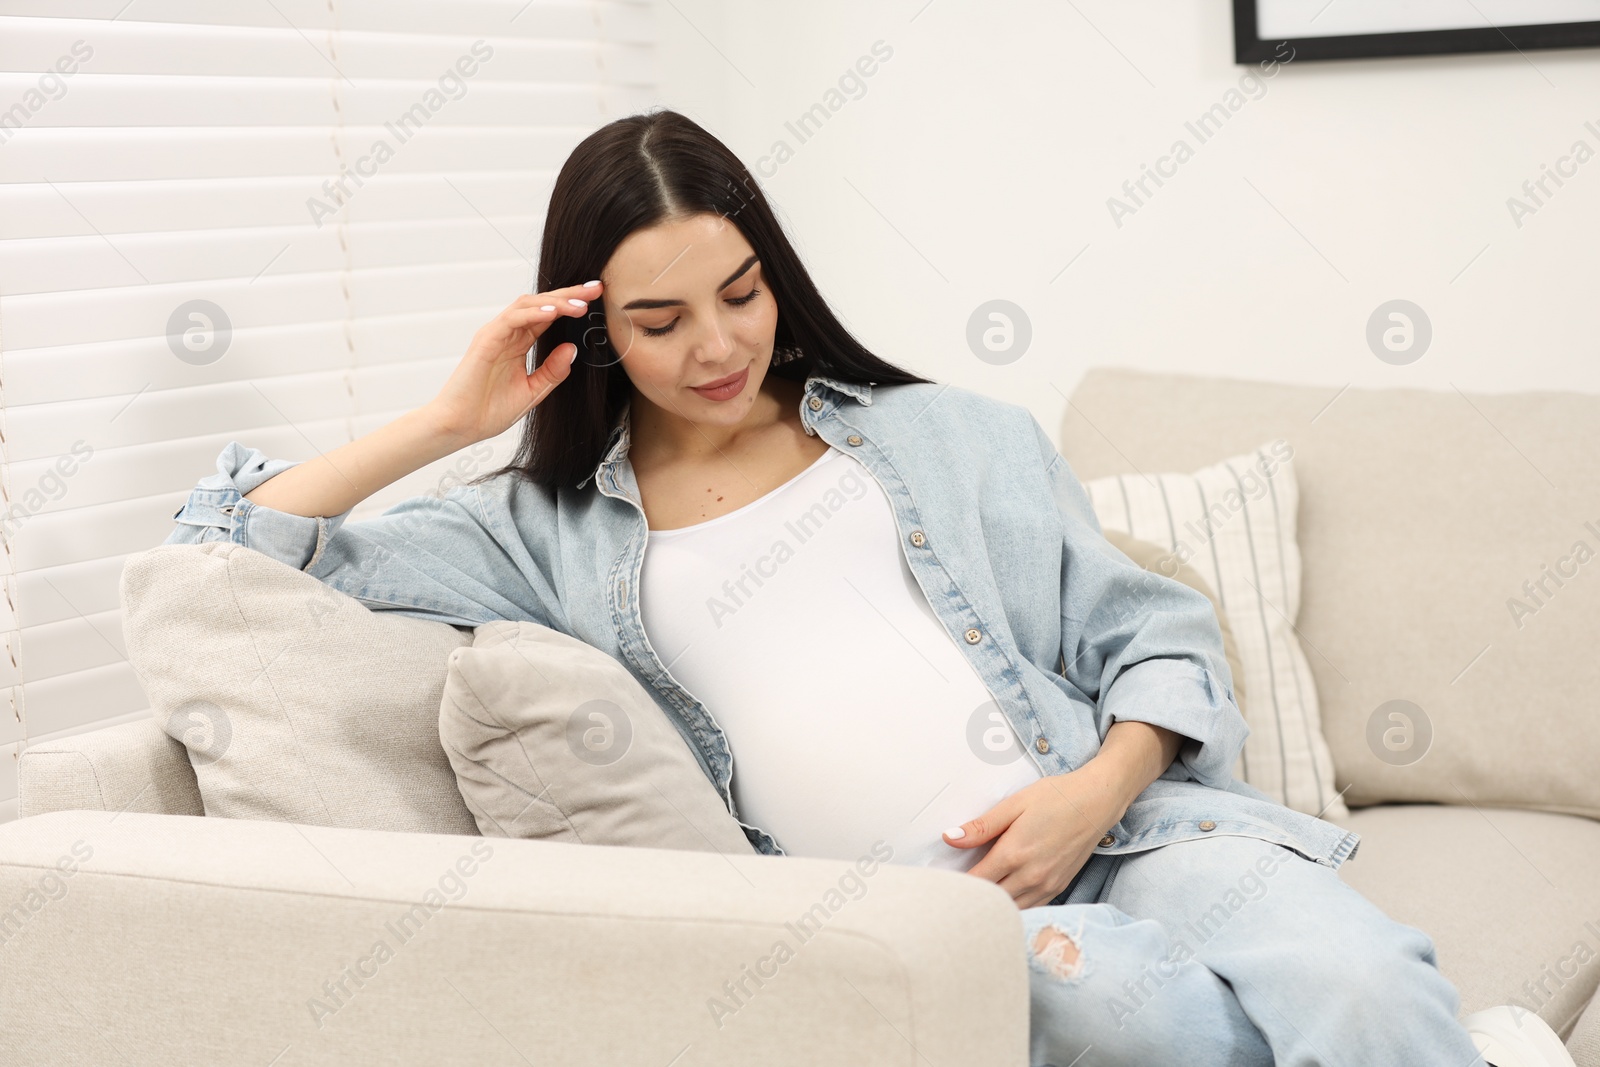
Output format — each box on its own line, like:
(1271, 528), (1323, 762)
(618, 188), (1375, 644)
(1082, 440), (1347, 819)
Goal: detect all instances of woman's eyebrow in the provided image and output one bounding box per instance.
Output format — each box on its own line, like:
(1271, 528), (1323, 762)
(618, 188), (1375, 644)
(619, 254), (760, 311)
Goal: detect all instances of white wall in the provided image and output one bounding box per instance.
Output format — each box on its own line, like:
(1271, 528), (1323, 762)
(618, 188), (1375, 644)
(654, 0), (1600, 439)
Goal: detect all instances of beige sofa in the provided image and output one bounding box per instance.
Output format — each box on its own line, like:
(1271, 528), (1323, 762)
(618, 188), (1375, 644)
(1059, 368), (1600, 1063)
(5, 367), (1600, 1065)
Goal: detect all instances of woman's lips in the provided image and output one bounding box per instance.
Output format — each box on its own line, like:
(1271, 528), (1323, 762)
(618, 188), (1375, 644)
(690, 366), (749, 401)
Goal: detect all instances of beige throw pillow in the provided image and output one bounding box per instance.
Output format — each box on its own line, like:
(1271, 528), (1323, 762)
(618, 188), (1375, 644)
(438, 620), (756, 854)
(121, 542), (480, 834)
(1082, 441), (1347, 819)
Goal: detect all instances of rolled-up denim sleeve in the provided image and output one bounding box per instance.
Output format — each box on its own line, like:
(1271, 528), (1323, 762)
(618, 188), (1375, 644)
(164, 441), (559, 630)
(166, 442), (336, 569)
(1030, 417), (1248, 789)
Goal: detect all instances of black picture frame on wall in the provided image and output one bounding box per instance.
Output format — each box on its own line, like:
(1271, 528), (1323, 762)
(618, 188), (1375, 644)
(1234, 0), (1600, 63)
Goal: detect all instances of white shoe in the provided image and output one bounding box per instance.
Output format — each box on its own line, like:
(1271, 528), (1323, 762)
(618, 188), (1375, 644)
(1462, 1005), (1577, 1067)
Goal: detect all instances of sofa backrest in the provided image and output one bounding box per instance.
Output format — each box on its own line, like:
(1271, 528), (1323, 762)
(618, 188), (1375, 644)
(1061, 367), (1600, 818)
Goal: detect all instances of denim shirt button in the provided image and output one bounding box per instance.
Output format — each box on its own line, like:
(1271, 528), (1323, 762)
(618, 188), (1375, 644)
(963, 627), (981, 643)
(909, 530), (925, 547)
(1099, 834), (1116, 848)
(1034, 736), (1049, 754)
(846, 434), (863, 446)
(1199, 820), (1217, 831)
(807, 397), (823, 411)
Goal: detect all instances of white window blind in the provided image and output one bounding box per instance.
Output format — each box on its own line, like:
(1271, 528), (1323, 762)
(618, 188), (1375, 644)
(0, 0), (657, 821)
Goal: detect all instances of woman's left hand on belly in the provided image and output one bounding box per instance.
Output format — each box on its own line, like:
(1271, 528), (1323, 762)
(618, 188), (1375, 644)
(942, 768), (1127, 908)
(945, 720), (1183, 908)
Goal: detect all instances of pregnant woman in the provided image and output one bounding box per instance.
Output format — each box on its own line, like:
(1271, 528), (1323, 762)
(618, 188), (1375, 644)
(167, 109), (1566, 1067)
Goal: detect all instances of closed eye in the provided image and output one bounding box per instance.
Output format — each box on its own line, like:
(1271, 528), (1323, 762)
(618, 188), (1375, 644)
(641, 287), (762, 338)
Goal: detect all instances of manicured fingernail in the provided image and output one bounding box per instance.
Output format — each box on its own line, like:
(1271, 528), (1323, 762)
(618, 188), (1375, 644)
(944, 826), (965, 840)
(540, 305), (556, 312)
(584, 279), (601, 287)
(568, 298), (586, 306)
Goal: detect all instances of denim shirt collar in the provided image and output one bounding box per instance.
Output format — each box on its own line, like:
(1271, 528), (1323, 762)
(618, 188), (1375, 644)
(579, 375), (874, 489)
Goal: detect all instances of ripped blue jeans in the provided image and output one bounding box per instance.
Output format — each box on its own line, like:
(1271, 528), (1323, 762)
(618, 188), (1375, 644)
(1022, 833), (1489, 1067)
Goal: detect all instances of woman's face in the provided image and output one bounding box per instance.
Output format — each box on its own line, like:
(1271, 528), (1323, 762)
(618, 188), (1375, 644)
(598, 212), (780, 432)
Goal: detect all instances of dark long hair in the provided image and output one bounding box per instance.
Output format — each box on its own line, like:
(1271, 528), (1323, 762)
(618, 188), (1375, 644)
(471, 107), (936, 492)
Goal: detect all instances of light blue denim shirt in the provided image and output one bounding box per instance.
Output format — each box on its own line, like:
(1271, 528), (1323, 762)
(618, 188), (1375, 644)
(165, 375), (1360, 881)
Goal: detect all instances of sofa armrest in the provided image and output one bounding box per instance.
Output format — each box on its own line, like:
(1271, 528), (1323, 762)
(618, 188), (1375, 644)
(0, 810), (1028, 1066)
(17, 718), (202, 820)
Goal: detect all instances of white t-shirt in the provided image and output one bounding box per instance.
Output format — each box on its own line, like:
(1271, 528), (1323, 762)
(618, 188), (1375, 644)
(638, 445), (1043, 871)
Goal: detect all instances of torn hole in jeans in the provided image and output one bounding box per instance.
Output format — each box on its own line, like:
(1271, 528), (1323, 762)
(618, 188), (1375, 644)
(1032, 924), (1084, 979)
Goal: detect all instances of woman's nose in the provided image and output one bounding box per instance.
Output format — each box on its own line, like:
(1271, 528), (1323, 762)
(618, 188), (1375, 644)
(694, 318), (735, 362)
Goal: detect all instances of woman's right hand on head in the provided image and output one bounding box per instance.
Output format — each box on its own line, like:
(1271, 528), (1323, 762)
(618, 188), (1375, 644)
(424, 280), (603, 446)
